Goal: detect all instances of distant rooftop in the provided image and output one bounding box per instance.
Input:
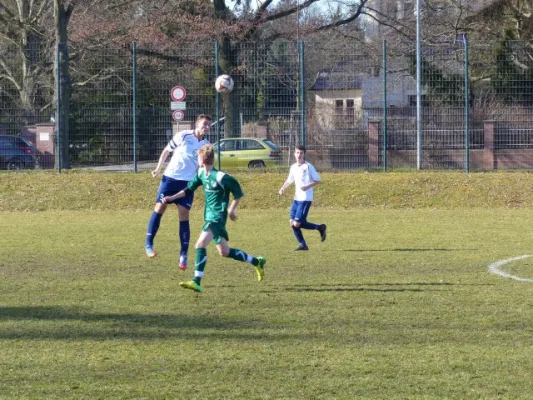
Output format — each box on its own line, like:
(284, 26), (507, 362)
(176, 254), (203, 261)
(310, 69), (364, 91)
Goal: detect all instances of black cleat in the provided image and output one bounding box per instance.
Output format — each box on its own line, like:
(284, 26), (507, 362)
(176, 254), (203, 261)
(294, 244), (309, 251)
(319, 224), (327, 242)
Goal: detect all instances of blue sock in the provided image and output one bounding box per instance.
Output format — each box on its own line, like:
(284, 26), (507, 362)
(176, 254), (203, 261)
(146, 212), (162, 247)
(301, 221), (320, 230)
(179, 220), (190, 256)
(292, 226), (306, 246)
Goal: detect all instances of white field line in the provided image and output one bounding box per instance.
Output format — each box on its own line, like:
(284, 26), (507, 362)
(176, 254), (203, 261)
(488, 255), (533, 282)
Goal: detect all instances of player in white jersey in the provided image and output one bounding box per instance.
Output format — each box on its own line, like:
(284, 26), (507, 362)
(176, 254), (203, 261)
(278, 145), (327, 250)
(145, 114), (212, 270)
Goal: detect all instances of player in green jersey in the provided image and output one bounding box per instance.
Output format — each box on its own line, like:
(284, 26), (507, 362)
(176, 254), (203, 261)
(162, 144), (266, 292)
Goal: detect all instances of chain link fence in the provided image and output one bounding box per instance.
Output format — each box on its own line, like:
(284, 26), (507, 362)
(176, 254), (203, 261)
(2, 39), (533, 171)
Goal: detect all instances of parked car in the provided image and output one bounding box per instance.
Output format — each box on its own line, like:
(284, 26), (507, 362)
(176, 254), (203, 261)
(212, 137), (282, 169)
(0, 135), (39, 170)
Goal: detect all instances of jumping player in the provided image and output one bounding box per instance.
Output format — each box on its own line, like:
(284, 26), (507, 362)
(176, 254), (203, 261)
(145, 114), (212, 270)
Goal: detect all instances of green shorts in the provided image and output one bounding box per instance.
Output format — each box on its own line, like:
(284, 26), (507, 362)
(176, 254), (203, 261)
(202, 221), (229, 244)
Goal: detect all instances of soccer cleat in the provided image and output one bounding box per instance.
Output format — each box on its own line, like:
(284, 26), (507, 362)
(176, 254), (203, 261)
(256, 256), (266, 282)
(294, 244), (309, 251)
(179, 280), (203, 292)
(179, 255), (187, 271)
(319, 224), (327, 242)
(145, 245), (157, 258)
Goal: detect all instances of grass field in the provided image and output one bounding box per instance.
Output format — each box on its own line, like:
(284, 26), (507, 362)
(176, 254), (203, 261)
(2, 171), (533, 399)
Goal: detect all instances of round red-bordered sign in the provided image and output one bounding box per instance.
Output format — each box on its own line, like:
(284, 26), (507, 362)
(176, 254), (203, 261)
(172, 110), (184, 121)
(170, 86), (186, 101)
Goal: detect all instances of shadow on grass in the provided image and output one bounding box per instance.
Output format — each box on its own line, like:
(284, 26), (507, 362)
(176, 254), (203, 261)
(343, 248), (478, 252)
(270, 281), (494, 293)
(277, 284), (445, 293)
(0, 306), (274, 341)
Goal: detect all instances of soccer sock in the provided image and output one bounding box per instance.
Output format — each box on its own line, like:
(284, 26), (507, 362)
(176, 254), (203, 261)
(146, 212), (163, 246)
(292, 226), (306, 246)
(228, 248), (258, 266)
(301, 221), (320, 230)
(179, 220), (190, 256)
(193, 248), (207, 285)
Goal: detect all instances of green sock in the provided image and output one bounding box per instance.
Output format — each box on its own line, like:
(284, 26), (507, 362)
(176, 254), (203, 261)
(228, 248), (258, 266)
(194, 248), (207, 285)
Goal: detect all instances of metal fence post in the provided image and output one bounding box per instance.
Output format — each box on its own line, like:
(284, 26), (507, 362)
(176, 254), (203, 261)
(383, 40), (388, 172)
(464, 35), (470, 174)
(56, 43), (61, 174)
(215, 41), (221, 170)
(299, 41), (306, 148)
(132, 42), (137, 173)
(416, 0), (422, 170)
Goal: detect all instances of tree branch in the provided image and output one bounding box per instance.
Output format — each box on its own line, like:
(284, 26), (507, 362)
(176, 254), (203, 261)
(255, 0), (321, 23)
(314, 0), (369, 31)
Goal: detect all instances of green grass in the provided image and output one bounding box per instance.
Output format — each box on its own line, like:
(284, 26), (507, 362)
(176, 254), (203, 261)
(3, 169), (533, 211)
(2, 171), (533, 398)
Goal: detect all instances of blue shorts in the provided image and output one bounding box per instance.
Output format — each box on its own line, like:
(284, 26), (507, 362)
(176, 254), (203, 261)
(156, 175), (194, 209)
(290, 200), (312, 223)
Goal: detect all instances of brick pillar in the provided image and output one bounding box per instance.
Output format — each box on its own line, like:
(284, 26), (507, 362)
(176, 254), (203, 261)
(368, 120), (380, 167)
(483, 120), (495, 170)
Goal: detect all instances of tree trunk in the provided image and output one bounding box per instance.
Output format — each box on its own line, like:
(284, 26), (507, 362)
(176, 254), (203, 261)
(218, 38), (240, 138)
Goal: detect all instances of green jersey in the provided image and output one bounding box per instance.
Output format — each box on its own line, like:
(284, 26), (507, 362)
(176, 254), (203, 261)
(187, 167), (244, 226)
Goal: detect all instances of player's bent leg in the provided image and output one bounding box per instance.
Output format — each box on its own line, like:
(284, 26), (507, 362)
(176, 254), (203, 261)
(291, 226), (307, 250)
(145, 202), (168, 258)
(216, 239), (230, 257)
(177, 205), (191, 270)
(145, 211), (164, 258)
(195, 229), (214, 248)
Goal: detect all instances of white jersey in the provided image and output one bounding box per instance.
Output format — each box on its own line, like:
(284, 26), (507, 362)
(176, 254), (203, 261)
(163, 130), (209, 181)
(287, 161), (321, 201)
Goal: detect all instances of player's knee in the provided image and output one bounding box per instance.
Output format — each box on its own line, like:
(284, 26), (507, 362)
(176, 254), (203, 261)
(292, 221), (301, 228)
(219, 248), (229, 257)
(155, 203), (167, 213)
(178, 206), (190, 219)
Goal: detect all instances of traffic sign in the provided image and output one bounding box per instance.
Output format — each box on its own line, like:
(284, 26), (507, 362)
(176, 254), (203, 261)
(172, 110), (184, 121)
(170, 101), (186, 110)
(170, 86), (186, 101)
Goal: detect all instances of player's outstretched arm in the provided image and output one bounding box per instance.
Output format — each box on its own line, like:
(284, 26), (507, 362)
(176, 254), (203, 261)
(162, 189), (186, 204)
(152, 149), (170, 178)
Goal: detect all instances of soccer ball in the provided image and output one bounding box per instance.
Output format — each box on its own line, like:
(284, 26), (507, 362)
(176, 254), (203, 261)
(215, 74), (234, 93)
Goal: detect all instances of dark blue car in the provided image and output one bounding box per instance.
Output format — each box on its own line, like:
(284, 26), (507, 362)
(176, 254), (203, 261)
(0, 135), (39, 170)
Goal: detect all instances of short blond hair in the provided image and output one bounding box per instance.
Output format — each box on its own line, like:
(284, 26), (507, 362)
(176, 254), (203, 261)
(198, 144), (215, 165)
(196, 114), (212, 123)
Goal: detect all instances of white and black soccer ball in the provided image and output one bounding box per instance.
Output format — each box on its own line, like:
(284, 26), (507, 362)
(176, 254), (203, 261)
(215, 74), (234, 93)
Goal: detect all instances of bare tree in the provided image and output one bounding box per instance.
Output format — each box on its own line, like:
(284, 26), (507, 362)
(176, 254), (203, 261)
(0, 0), (54, 110)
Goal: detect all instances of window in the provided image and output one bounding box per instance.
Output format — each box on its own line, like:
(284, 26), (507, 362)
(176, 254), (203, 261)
(242, 140), (264, 150)
(219, 140), (236, 151)
(334, 98), (357, 128)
